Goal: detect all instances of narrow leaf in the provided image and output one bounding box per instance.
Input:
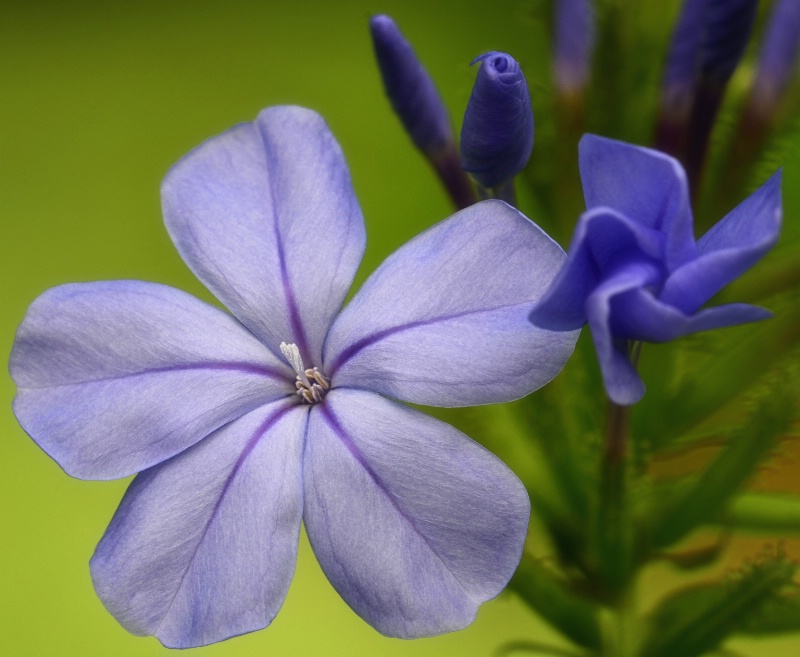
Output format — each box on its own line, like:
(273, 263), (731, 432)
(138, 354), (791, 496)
(509, 553), (603, 650)
(739, 593), (800, 635)
(652, 392), (793, 548)
(640, 556), (797, 657)
(636, 310), (800, 451)
(713, 491), (800, 535)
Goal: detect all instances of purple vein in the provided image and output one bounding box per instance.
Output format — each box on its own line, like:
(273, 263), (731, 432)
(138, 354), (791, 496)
(318, 403), (464, 590)
(25, 361), (288, 390)
(156, 400), (302, 633)
(259, 124), (312, 363)
(327, 304), (527, 377)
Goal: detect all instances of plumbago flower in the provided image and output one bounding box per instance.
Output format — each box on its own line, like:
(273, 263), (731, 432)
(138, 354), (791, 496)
(10, 106), (578, 648)
(530, 135), (781, 405)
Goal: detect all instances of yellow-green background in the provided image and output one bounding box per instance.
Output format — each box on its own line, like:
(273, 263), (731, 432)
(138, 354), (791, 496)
(1, 1), (798, 656)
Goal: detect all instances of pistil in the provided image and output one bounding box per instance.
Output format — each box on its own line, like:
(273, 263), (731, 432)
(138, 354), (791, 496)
(280, 342), (330, 404)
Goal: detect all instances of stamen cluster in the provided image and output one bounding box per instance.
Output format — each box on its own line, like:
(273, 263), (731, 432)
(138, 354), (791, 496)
(280, 341), (330, 404)
(294, 367), (330, 404)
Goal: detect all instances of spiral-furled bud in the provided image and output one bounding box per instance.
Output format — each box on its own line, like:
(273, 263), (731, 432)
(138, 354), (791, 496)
(460, 52), (534, 190)
(369, 14), (453, 157)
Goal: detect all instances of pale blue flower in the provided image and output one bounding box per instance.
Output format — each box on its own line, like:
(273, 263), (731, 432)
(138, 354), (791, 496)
(11, 106), (577, 647)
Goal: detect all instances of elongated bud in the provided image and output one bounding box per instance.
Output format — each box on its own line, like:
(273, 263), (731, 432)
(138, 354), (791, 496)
(369, 14), (452, 156)
(369, 15), (476, 209)
(659, 0), (709, 129)
(656, 0), (757, 195)
(748, 0), (800, 122)
(702, 0), (757, 82)
(553, 0), (596, 97)
(460, 52), (534, 191)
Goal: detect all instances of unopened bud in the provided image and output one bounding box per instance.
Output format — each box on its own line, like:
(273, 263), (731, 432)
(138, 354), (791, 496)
(460, 52), (534, 190)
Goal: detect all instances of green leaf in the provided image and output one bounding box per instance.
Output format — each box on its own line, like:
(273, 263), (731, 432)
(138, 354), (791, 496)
(739, 593), (800, 636)
(635, 309), (800, 452)
(509, 553), (603, 650)
(658, 538), (727, 571)
(712, 491), (800, 536)
(650, 392), (793, 548)
(640, 555), (798, 657)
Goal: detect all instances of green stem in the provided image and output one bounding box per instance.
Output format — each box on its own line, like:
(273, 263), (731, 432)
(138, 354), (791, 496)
(599, 341), (641, 656)
(612, 586), (639, 657)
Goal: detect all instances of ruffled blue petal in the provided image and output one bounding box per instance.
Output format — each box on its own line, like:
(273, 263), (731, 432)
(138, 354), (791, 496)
(585, 263), (662, 405)
(579, 135), (696, 270)
(612, 289), (772, 342)
(530, 207), (664, 331)
(660, 170), (781, 313)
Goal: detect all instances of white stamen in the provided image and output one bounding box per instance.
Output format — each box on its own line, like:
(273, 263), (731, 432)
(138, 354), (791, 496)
(281, 342), (331, 405)
(308, 368), (330, 389)
(280, 342), (311, 388)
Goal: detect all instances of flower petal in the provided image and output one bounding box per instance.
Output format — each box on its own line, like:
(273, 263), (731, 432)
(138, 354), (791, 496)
(612, 289), (772, 342)
(325, 200), (577, 406)
(162, 105), (366, 365)
(585, 263), (663, 405)
(530, 206), (664, 331)
(90, 401), (307, 649)
(660, 170), (782, 313)
(579, 134), (696, 269)
(303, 389), (529, 638)
(10, 281), (290, 480)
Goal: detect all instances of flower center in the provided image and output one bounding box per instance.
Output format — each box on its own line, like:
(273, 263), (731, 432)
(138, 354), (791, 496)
(279, 342), (330, 404)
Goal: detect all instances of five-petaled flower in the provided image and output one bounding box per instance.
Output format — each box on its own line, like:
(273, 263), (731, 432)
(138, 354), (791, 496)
(10, 106), (578, 647)
(530, 134), (781, 405)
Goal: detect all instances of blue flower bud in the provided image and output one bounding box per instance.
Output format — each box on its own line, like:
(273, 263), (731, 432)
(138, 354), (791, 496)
(460, 52), (534, 190)
(657, 0), (757, 188)
(700, 0), (757, 86)
(749, 0), (800, 120)
(660, 0), (757, 114)
(369, 14), (453, 157)
(553, 0), (596, 96)
(660, 0), (709, 121)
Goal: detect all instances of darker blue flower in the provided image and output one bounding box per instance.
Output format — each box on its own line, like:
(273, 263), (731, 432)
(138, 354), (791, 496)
(460, 52), (534, 190)
(529, 135), (781, 405)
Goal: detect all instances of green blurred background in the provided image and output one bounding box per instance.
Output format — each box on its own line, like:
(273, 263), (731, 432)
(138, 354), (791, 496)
(1, 1), (798, 655)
